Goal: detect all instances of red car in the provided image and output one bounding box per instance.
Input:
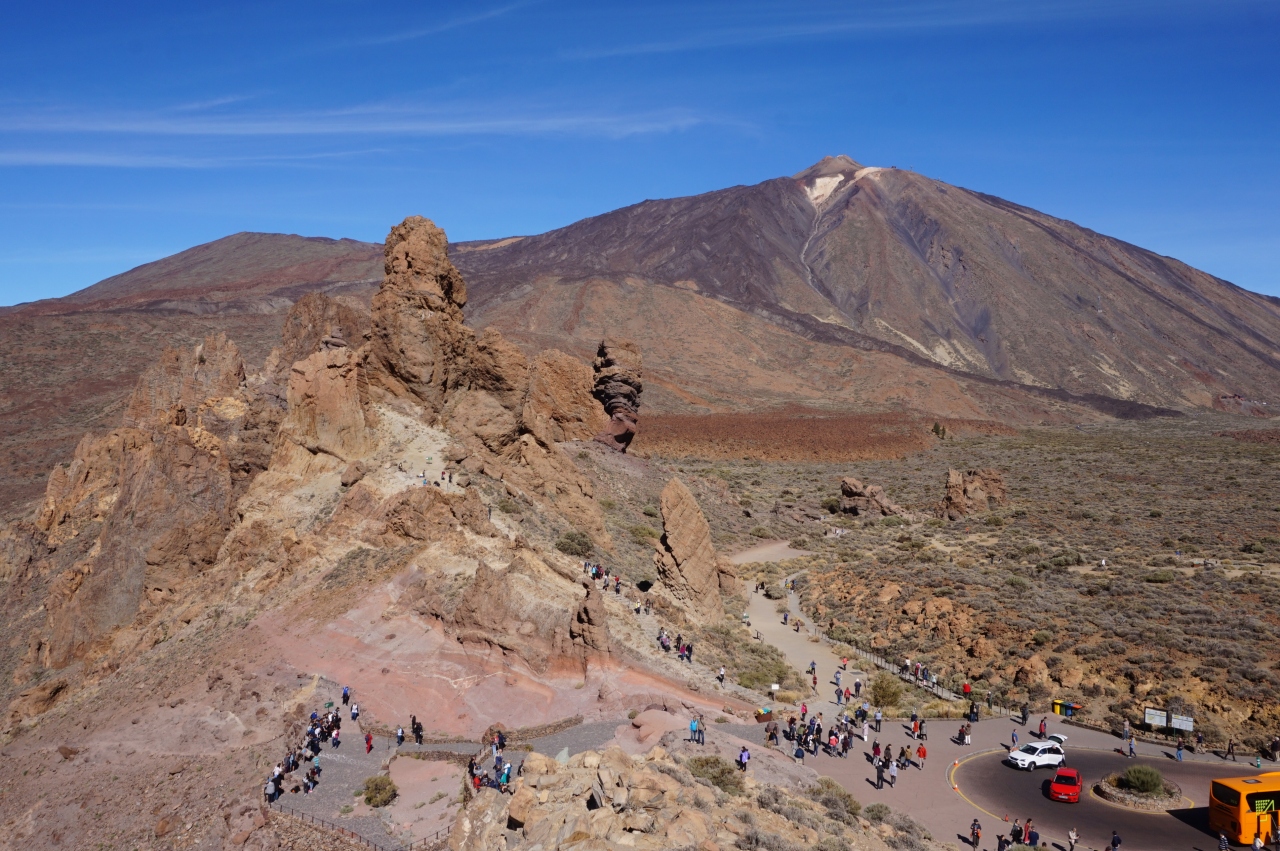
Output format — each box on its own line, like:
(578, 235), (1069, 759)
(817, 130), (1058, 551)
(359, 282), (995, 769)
(1049, 767), (1083, 802)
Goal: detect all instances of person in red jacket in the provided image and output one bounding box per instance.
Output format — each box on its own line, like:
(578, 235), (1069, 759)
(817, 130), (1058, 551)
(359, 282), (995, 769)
(365, 732), (373, 754)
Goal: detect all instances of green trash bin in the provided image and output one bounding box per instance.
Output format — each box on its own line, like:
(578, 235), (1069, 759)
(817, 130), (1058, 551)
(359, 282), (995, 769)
(1052, 699), (1066, 716)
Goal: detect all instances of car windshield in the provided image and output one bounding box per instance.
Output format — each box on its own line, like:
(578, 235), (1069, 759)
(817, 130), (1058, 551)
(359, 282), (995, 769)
(1054, 774), (1079, 786)
(1017, 745), (1038, 754)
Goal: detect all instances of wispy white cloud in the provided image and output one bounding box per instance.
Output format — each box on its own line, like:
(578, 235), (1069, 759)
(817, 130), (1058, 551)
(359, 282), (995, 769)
(0, 148), (390, 168)
(561, 0), (1262, 60)
(352, 2), (533, 47)
(0, 104), (710, 140)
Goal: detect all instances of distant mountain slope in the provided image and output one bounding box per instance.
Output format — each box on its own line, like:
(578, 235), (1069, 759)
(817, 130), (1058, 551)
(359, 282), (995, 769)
(3, 156), (1278, 518)
(6, 232), (382, 315)
(455, 155), (1280, 411)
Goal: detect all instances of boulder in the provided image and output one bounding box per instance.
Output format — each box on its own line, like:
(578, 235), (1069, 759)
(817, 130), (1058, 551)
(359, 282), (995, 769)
(941, 468), (1008, 519)
(591, 339), (643, 452)
(340, 460), (366, 487)
(652, 479), (737, 624)
(838, 476), (907, 517)
(570, 579), (612, 655)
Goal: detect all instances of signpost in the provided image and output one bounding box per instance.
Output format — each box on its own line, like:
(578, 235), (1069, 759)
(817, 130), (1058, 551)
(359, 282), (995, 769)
(1145, 707), (1195, 732)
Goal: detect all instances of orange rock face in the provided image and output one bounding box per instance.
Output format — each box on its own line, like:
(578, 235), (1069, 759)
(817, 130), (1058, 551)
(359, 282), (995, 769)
(652, 478), (737, 624)
(941, 468), (1008, 519)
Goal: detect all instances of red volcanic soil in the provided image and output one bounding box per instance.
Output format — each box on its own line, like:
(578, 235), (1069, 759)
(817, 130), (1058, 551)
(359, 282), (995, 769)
(632, 411), (1016, 461)
(1217, 429), (1280, 444)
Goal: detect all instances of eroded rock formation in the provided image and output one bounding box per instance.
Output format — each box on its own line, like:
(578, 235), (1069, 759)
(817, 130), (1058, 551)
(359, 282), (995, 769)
(652, 478), (737, 624)
(940, 468), (1008, 520)
(592, 339), (643, 452)
(838, 476), (908, 517)
(523, 349), (608, 445)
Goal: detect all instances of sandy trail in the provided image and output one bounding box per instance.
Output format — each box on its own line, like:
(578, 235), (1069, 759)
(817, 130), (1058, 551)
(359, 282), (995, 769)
(728, 540), (815, 565)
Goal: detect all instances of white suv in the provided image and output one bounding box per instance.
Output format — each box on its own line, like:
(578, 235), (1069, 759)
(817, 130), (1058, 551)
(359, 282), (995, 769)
(1006, 734), (1067, 770)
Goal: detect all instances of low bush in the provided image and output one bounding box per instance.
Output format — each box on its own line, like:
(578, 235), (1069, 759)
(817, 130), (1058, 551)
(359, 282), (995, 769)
(870, 672), (903, 707)
(1119, 764), (1164, 795)
(864, 802), (891, 824)
(686, 755), (744, 796)
(554, 531), (593, 557)
(821, 497), (841, 514)
(363, 775), (398, 807)
(808, 777), (861, 823)
(629, 525), (659, 545)
(749, 526), (772, 538)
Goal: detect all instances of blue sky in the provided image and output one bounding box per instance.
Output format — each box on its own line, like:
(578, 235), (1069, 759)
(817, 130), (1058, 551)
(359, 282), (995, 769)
(1, 0), (1277, 305)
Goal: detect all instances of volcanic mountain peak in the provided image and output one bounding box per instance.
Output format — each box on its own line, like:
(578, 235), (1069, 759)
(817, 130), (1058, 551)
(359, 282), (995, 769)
(792, 153), (864, 179)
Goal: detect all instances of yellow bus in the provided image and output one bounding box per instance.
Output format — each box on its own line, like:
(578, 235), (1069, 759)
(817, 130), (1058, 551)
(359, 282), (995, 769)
(1209, 773), (1280, 845)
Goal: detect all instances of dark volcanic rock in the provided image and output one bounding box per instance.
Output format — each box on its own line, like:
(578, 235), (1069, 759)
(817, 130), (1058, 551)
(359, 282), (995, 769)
(591, 340), (643, 452)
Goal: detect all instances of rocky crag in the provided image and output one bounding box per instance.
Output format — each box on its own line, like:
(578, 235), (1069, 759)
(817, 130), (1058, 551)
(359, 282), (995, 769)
(939, 468), (1008, 520)
(652, 478), (739, 625)
(837, 476), (908, 519)
(591, 339), (643, 452)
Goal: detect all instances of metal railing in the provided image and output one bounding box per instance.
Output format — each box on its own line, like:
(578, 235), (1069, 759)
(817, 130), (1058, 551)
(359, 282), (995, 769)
(269, 801), (451, 851)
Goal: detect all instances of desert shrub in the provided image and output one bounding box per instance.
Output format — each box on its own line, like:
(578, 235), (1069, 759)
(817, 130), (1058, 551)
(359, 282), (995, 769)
(864, 802), (891, 823)
(789, 537), (810, 549)
(750, 526), (772, 538)
(821, 497), (841, 514)
(630, 525), (659, 545)
(687, 755), (745, 796)
(1144, 570), (1176, 583)
(762, 584), (787, 600)
(984, 515), (1004, 527)
(1032, 630), (1053, 646)
(870, 672), (903, 707)
(554, 531), (593, 557)
(496, 498), (519, 514)
(1007, 576), (1029, 590)
(627, 709), (639, 719)
(1150, 509), (1163, 517)
(736, 829), (797, 851)
(1242, 542), (1266, 554)
(808, 776), (861, 824)
(1119, 764), (1164, 795)
(642, 505), (659, 518)
(881, 516), (907, 528)
(362, 775), (398, 807)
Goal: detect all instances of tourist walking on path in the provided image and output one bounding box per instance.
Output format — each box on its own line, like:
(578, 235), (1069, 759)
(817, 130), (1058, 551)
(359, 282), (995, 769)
(887, 760), (898, 788)
(916, 743), (926, 769)
(1011, 728), (1019, 749)
(874, 709), (882, 732)
(738, 746), (750, 772)
(1228, 738), (1239, 761)
(1067, 826), (1079, 851)
(365, 732), (373, 754)
(1177, 737), (1185, 761)
(342, 685), (350, 706)
(1111, 830), (1123, 850)
(351, 702), (359, 722)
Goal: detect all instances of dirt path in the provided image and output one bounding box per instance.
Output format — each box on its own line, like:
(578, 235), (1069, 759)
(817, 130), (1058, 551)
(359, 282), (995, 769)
(728, 540), (815, 565)
(745, 584), (867, 709)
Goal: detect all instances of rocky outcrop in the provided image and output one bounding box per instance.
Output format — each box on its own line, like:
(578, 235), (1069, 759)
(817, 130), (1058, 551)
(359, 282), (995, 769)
(592, 340), (643, 452)
(838, 476), (908, 517)
(366, 216), (472, 413)
(940, 468), (1008, 520)
(522, 349), (608, 445)
(652, 478), (736, 624)
(570, 579), (611, 655)
(449, 745), (870, 851)
(272, 347), (375, 475)
(260, 292), (370, 408)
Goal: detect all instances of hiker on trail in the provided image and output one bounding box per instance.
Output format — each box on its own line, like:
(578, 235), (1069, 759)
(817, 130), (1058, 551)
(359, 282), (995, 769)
(835, 670), (842, 688)
(1038, 717), (1047, 739)
(412, 716), (423, 745)
(396, 726), (404, 746)
(964, 723), (972, 746)
(888, 759), (898, 788)
(1128, 735), (1136, 758)
(835, 687), (843, 705)
(862, 720), (870, 741)
(332, 728), (340, 748)
(809, 661), (817, 676)
(911, 718), (919, 739)
(718, 666), (725, 684)
(264, 778), (275, 803)
(919, 719), (927, 741)
(841, 656), (848, 670)
(351, 702), (359, 722)
(844, 687), (852, 704)
(872, 740), (881, 760)
(1228, 738), (1238, 761)
(916, 743), (926, 769)
(874, 709), (882, 732)
(794, 743), (805, 764)
(342, 686), (350, 705)
(875, 758), (885, 789)
(690, 715), (701, 745)
(962, 681), (971, 699)
(812, 673), (818, 690)
(801, 703), (808, 722)
(1011, 728), (1019, 749)
(738, 747), (750, 772)
(365, 732), (373, 754)
(1177, 737), (1185, 761)
(854, 679), (862, 697)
